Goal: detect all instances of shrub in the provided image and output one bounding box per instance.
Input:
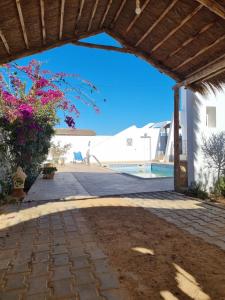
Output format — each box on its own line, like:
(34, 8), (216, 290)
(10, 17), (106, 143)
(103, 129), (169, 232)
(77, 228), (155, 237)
(0, 134), (13, 199)
(49, 141), (71, 164)
(0, 60), (99, 192)
(213, 177), (225, 198)
(42, 166), (57, 175)
(202, 132), (225, 181)
(185, 181), (209, 200)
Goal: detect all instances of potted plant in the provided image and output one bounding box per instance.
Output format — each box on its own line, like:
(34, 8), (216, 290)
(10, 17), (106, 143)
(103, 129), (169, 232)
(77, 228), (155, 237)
(42, 163), (57, 179)
(49, 142), (71, 165)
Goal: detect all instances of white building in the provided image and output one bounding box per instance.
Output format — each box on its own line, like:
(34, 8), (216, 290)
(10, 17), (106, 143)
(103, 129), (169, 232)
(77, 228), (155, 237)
(50, 121), (173, 164)
(50, 87), (225, 191)
(181, 87), (225, 190)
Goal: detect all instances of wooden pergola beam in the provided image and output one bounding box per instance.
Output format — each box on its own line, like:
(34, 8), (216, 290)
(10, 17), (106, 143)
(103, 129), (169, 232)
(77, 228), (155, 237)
(100, 0), (113, 28)
(126, 0), (151, 33)
(76, 0), (85, 26)
(173, 34), (225, 71)
(88, 0), (99, 31)
(72, 41), (132, 53)
(106, 29), (181, 82)
(0, 30), (10, 54)
(135, 0), (178, 47)
(59, 0), (65, 40)
(195, 0), (225, 20)
(112, 0), (127, 24)
(175, 53), (225, 88)
(152, 4), (203, 52)
(168, 22), (213, 58)
(40, 0), (46, 45)
(16, 0), (29, 49)
(0, 31), (102, 65)
(189, 51), (225, 78)
(200, 65), (225, 82)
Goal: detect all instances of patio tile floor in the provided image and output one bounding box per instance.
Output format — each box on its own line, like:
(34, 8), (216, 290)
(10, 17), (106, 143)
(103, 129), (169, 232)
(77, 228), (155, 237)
(1, 184), (225, 298)
(128, 191), (225, 251)
(0, 201), (128, 300)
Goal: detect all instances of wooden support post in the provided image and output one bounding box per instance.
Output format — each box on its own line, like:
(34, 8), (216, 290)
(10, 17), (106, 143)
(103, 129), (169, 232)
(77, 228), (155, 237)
(174, 87), (181, 191)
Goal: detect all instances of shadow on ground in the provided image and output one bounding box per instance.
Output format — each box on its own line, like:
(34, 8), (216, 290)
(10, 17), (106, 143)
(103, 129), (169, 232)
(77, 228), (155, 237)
(82, 205), (225, 300)
(0, 193), (225, 299)
(72, 171), (174, 196)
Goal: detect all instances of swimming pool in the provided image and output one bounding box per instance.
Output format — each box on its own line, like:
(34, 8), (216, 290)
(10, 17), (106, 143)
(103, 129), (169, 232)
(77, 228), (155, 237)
(108, 163), (174, 178)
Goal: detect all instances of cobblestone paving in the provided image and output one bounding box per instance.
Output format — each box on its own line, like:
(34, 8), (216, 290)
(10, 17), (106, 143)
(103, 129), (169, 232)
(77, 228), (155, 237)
(127, 191), (225, 251)
(0, 201), (128, 300)
(1, 192), (225, 299)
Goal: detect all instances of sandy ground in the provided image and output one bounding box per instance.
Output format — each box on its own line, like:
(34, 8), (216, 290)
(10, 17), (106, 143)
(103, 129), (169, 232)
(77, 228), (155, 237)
(211, 196), (225, 206)
(81, 206), (225, 300)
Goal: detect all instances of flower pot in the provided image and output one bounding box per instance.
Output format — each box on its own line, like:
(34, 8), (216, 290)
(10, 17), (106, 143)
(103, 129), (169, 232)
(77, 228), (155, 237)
(11, 188), (26, 198)
(43, 172), (55, 179)
(10, 166), (27, 200)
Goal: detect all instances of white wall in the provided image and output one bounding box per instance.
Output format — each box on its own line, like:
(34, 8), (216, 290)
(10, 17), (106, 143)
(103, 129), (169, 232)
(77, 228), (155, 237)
(50, 123), (165, 164)
(182, 87), (225, 190)
(50, 135), (110, 163)
(91, 124), (161, 163)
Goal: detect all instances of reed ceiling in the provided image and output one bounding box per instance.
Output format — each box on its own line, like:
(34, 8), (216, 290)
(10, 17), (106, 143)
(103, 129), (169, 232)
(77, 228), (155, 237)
(1, 0), (225, 92)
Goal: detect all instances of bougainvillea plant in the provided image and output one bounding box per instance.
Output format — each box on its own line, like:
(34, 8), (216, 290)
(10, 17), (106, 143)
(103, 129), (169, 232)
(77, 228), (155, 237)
(0, 60), (100, 189)
(0, 59), (99, 128)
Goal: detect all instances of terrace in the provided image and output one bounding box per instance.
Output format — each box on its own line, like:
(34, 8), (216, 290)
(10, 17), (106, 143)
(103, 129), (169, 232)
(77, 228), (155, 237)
(1, 0), (225, 298)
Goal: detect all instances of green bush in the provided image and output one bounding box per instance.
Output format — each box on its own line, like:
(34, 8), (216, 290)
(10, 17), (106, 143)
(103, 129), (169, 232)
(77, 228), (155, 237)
(0, 139), (13, 200)
(0, 177), (12, 202)
(185, 181), (209, 200)
(213, 177), (225, 198)
(0, 60), (99, 197)
(42, 166), (57, 175)
(0, 118), (55, 191)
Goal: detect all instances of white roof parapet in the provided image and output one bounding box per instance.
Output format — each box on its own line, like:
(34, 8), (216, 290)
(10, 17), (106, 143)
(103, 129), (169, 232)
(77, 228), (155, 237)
(151, 121), (171, 128)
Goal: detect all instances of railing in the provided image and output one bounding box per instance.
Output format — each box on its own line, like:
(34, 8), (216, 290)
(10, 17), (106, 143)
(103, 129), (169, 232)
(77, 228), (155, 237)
(91, 155), (102, 166)
(86, 154), (101, 166)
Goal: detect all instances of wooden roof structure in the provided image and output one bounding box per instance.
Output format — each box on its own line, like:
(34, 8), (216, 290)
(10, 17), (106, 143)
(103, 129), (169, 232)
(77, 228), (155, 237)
(0, 0), (225, 93)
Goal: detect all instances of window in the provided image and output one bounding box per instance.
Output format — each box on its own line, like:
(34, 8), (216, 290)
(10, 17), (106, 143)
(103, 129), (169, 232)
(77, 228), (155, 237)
(126, 138), (133, 146)
(206, 106), (216, 128)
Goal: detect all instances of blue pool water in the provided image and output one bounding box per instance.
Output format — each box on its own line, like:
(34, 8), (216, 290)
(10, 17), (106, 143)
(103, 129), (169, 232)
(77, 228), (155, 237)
(109, 163), (174, 178)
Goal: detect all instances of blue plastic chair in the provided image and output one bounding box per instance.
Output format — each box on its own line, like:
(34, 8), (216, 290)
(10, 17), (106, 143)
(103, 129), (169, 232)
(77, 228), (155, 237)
(73, 151), (84, 163)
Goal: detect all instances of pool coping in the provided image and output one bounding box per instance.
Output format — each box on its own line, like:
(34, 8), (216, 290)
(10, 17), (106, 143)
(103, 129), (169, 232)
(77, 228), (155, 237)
(118, 172), (173, 180)
(105, 163), (174, 180)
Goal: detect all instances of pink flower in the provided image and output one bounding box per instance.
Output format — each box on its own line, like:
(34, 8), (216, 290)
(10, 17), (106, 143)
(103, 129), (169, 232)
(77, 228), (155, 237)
(27, 96), (36, 103)
(40, 89), (64, 105)
(10, 75), (22, 89)
(61, 101), (69, 110)
(18, 104), (33, 112)
(35, 78), (49, 89)
(69, 104), (80, 117)
(18, 104), (34, 118)
(94, 105), (100, 113)
(0, 60), (99, 131)
(35, 90), (45, 96)
(55, 72), (67, 77)
(2, 91), (18, 105)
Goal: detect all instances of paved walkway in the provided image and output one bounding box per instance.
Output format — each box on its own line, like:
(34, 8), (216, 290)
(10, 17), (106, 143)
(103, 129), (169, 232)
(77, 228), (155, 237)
(0, 200), (129, 300)
(25, 172), (90, 202)
(25, 165), (173, 201)
(128, 191), (225, 251)
(1, 174), (225, 299)
(72, 170), (173, 197)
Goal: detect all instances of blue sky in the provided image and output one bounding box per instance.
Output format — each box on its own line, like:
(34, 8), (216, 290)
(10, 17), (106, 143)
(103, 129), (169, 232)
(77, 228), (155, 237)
(15, 33), (175, 135)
